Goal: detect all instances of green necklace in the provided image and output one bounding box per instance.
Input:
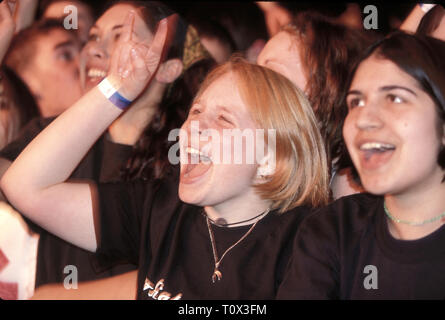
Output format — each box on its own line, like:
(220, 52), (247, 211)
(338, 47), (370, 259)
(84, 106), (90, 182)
(384, 201), (445, 226)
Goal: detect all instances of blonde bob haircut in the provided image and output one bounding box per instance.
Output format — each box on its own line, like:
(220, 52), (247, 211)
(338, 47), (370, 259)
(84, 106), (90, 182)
(193, 57), (330, 212)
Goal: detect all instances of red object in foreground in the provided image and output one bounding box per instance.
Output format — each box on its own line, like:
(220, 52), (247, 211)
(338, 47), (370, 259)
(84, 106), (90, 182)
(0, 248), (9, 272)
(0, 281), (18, 300)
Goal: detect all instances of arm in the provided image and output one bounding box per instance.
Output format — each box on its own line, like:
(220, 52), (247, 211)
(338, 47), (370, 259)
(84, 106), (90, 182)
(0, 0), (15, 64)
(31, 270), (138, 300)
(0, 12), (170, 252)
(399, 3), (436, 33)
(12, 0), (38, 33)
(255, 2), (292, 37)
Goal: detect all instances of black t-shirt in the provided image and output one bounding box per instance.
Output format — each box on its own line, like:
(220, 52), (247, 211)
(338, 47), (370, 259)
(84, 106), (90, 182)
(276, 193), (445, 299)
(0, 117), (137, 287)
(94, 173), (311, 300)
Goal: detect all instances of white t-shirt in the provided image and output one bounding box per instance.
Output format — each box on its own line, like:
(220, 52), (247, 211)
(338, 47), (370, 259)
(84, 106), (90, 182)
(0, 201), (39, 300)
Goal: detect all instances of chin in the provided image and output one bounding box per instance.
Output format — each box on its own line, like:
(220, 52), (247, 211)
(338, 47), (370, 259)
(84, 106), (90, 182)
(360, 176), (393, 195)
(178, 183), (205, 205)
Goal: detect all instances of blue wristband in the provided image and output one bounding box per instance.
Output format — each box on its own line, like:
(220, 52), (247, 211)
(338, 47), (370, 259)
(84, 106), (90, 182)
(98, 77), (133, 110)
(108, 91), (132, 110)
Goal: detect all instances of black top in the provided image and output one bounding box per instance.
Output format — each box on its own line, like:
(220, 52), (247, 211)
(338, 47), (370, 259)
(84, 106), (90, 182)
(94, 174), (311, 300)
(0, 117), (137, 287)
(276, 193), (445, 300)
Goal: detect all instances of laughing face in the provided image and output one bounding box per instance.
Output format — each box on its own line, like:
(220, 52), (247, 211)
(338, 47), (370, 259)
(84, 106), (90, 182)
(178, 71), (262, 209)
(343, 55), (445, 196)
(80, 3), (153, 91)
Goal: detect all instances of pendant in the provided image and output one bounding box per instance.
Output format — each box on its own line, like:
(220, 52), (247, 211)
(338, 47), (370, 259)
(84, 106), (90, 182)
(212, 269), (222, 283)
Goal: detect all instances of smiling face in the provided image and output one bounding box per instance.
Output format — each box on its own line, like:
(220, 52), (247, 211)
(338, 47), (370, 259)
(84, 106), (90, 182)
(343, 55), (445, 196)
(257, 31), (307, 92)
(80, 3), (153, 91)
(23, 28), (82, 117)
(178, 71), (261, 209)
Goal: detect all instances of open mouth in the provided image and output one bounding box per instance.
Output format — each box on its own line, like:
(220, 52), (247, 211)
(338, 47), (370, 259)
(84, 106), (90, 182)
(358, 142), (396, 170)
(85, 68), (107, 87)
(181, 146), (212, 183)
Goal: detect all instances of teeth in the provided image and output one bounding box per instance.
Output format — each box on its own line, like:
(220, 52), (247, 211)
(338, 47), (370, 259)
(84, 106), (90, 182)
(185, 147), (211, 162)
(88, 68), (107, 78)
(360, 142), (395, 151)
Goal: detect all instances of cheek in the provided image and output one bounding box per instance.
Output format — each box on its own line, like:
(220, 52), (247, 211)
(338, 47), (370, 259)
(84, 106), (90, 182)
(342, 114), (356, 149)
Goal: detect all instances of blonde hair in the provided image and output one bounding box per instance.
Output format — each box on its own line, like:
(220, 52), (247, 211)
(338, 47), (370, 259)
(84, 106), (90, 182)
(194, 57), (330, 212)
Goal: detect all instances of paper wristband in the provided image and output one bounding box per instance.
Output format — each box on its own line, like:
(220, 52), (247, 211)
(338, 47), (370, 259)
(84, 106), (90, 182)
(419, 3), (436, 13)
(98, 77), (132, 110)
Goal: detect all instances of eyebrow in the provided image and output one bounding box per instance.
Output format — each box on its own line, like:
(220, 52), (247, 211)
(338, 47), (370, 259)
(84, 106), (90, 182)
(347, 85), (418, 97)
(112, 25), (124, 31)
(217, 105), (236, 116)
(380, 85), (417, 96)
(89, 24), (124, 31)
(54, 40), (76, 50)
(191, 101), (237, 116)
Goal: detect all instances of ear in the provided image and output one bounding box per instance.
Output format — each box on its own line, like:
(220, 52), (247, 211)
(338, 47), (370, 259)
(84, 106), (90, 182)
(155, 58), (183, 84)
(256, 152), (276, 179)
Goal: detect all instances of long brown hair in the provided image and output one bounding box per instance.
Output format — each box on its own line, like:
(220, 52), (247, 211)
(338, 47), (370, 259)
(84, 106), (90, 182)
(283, 12), (377, 171)
(104, 1), (216, 181)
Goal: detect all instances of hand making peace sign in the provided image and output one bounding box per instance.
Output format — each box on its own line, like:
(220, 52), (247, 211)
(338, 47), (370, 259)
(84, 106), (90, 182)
(108, 10), (175, 102)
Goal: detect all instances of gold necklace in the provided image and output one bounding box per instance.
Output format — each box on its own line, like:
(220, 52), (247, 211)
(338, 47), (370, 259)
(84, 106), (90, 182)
(205, 208), (270, 283)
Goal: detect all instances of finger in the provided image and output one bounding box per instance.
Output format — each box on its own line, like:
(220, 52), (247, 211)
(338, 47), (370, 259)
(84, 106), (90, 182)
(7, 0), (17, 16)
(120, 10), (136, 43)
(0, 1), (13, 20)
(143, 15), (171, 69)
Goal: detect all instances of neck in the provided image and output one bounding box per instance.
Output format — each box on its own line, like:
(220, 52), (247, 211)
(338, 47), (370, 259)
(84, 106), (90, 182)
(385, 176), (445, 240)
(204, 189), (272, 228)
(107, 82), (165, 145)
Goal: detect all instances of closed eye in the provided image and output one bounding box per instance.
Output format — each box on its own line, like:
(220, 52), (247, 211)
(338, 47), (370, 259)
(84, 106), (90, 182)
(218, 115), (233, 125)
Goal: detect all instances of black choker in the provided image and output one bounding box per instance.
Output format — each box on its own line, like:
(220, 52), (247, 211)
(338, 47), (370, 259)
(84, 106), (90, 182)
(203, 208), (271, 227)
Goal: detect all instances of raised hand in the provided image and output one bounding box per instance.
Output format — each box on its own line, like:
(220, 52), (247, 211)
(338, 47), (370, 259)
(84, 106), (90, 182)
(0, 0), (16, 63)
(108, 10), (172, 102)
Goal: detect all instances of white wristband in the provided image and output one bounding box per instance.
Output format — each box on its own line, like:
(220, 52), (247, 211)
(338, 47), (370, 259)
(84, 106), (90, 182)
(98, 77), (118, 99)
(419, 3), (436, 13)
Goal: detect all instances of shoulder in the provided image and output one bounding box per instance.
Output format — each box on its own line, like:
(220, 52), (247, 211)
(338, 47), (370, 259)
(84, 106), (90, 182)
(299, 193), (383, 241)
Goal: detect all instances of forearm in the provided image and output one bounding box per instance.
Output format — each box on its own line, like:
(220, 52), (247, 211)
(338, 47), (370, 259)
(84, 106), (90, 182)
(0, 83), (123, 251)
(400, 4), (435, 33)
(2, 86), (121, 193)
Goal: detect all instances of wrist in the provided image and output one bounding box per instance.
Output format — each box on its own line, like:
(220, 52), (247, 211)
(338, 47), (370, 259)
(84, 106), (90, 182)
(98, 76), (133, 110)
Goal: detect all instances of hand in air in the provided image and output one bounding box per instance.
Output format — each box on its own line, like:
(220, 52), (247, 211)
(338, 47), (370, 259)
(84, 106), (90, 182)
(108, 10), (173, 101)
(0, 0), (16, 63)
(262, 4), (292, 37)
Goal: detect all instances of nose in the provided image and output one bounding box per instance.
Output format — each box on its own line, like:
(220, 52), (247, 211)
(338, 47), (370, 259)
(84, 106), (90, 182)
(86, 41), (107, 60)
(355, 104), (383, 131)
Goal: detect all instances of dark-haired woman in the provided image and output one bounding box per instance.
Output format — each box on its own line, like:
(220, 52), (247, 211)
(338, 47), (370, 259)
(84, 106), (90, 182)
(257, 12), (377, 199)
(277, 32), (445, 299)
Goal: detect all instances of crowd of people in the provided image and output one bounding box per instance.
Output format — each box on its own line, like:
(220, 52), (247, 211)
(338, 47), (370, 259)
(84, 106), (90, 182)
(0, 1), (444, 300)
